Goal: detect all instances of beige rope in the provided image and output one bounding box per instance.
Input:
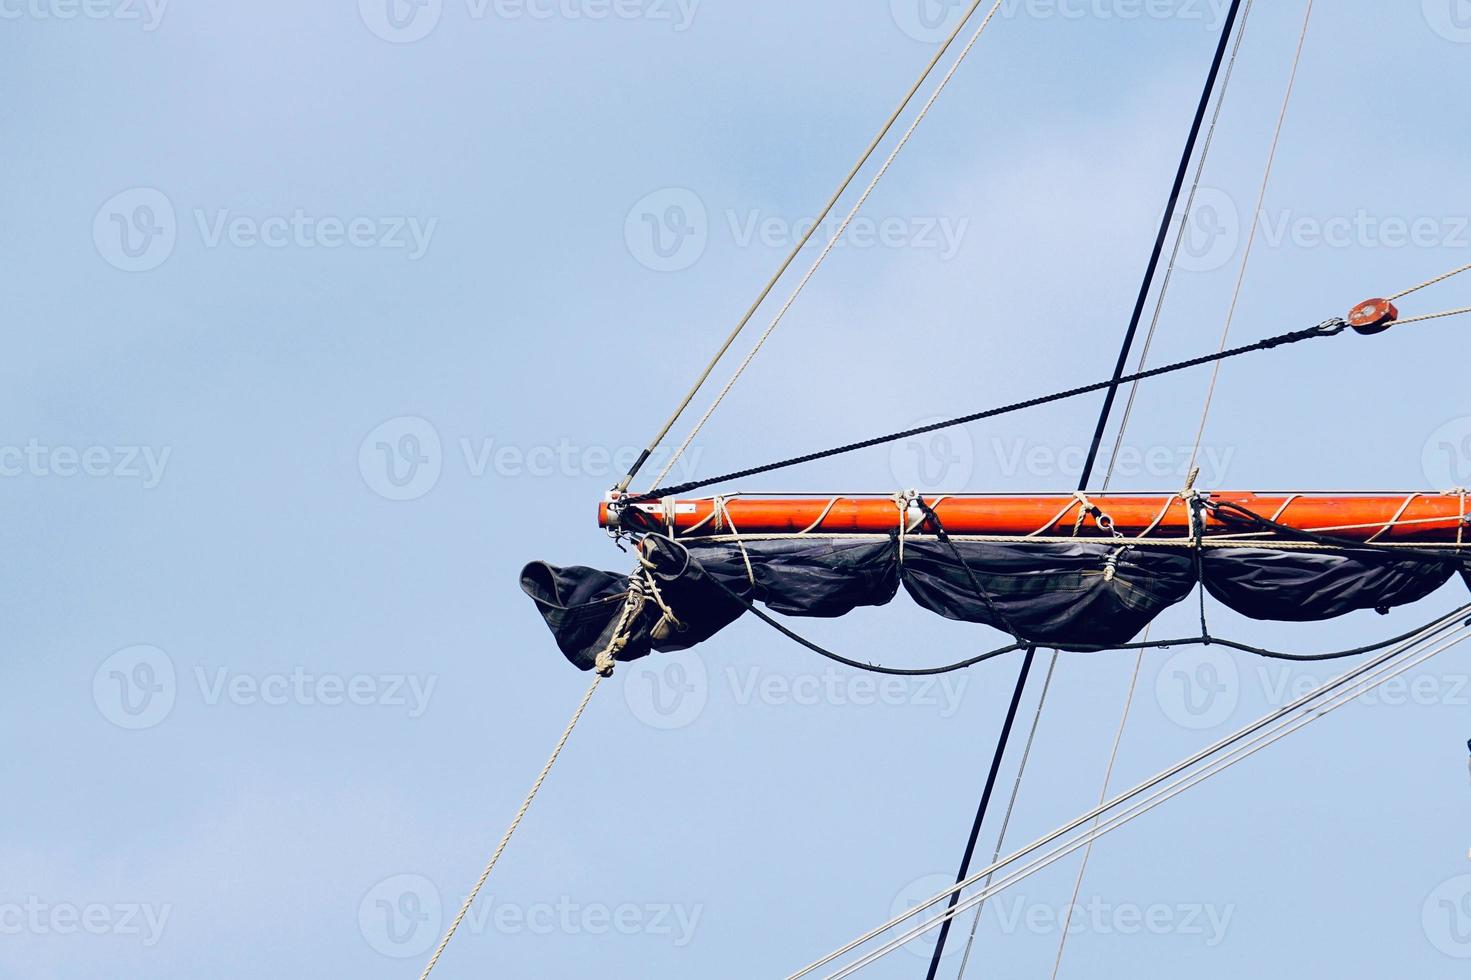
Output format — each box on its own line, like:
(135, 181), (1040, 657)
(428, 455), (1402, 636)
(418, 671), (607, 980)
(1388, 261), (1471, 302)
(1052, 6), (1307, 974)
(1049, 648), (1146, 979)
(615, 0), (1011, 494)
(1189, 0), (1312, 477)
(649, 0), (1010, 489)
(1393, 305), (1471, 326)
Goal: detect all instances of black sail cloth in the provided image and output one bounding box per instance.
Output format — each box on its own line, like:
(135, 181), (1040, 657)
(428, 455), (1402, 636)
(521, 537), (1465, 672)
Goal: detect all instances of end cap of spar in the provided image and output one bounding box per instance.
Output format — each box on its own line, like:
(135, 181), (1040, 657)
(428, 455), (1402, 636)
(1347, 297), (1399, 335)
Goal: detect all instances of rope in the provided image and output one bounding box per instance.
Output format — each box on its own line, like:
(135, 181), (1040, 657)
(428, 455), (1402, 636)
(1103, 0), (1255, 480)
(613, 0), (1004, 493)
(1051, 7), (1317, 975)
(953, 650), (1059, 977)
(417, 672), (606, 980)
(1071, 0), (1248, 493)
(957, 8), (1261, 968)
(667, 535), (1471, 670)
(1049, 650), (1143, 979)
(1189, 0), (1314, 475)
(1394, 305), (1471, 326)
(626, 318), (1342, 504)
(785, 609), (1471, 978)
(645, 0), (1010, 490)
(1388, 260), (1471, 302)
(824, 627), (1471, 977)
(919, 647), (1036, 980)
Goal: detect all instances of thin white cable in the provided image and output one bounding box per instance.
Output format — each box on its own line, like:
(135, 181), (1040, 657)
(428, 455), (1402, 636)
(819, 624), (1471, 977)
(952, 652), (1059, 977)
(954, 8), (1259, 972)
(1106, 0), (1256, 471)
(615, 0), (1003, 494)
(784, 605), (1471, 979)
(649, 0), (1009, 489)
(1050, 8), (1317, 973)
(1189, 0), (1315, 476)
(1047, 648), (1144, 979)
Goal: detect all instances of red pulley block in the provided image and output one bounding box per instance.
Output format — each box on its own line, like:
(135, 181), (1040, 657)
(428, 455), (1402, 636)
(1346, 297), (1399, 335)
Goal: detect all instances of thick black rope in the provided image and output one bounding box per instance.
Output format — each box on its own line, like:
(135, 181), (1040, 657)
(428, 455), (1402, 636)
(624, 319), (1341, 504)
(1206, 499), (1471, 564)
(914, 498), (1030, 645)
(924, 6), (1249, 972)
(678, 544), (1471, 671)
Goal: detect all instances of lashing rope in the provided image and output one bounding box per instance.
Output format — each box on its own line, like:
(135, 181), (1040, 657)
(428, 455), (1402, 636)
(661, 536), (1471, 673)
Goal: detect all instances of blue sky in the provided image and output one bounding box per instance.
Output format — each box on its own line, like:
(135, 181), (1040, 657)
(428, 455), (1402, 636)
(4, 1), (1471, 977)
